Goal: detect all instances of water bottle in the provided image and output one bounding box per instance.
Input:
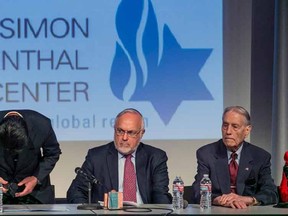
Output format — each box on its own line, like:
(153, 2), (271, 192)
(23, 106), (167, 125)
(172, 176), (184, 209)
(0, 183), (3, 213)
(200, 174), (212, 210)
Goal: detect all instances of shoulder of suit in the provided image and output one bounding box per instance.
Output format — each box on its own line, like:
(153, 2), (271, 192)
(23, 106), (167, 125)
(3, 109), (51, 125)
(197, 139), (222, 152)
(23, 110), (50, 121)
(243, 141), (271, 157)
(88, 142), (114, 154)
(22, 111), (52, 135)
(138, 142), (167, 155)
(0, 109), (51, 131)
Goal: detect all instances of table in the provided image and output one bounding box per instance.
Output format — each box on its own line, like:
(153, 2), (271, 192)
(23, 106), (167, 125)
(0, 204), (287, 215)
(180, 204), (288, 215)
(1, 204), (93, 215)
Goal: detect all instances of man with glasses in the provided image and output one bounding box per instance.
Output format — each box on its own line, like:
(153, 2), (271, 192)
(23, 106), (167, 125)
(0, 109), (61, 204)
(67, 108), (172, 204)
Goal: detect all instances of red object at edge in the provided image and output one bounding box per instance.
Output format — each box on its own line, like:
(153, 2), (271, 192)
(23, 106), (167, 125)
(279, 151), (288, 202)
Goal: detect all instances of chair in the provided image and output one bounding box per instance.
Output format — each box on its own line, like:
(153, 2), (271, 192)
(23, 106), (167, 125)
(51, 185), (68, 203)
(183, 185), (193, 204)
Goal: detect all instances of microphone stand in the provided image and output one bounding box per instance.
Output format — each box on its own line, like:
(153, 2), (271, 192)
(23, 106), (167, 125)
(77, 180), (102, 210)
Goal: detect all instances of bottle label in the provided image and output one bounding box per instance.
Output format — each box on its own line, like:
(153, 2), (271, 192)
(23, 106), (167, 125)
(200, 184), (211, 192)
(173, 184), (184, 192)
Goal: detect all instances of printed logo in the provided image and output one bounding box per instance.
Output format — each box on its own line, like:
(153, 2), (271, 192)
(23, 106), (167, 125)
(110, 0), (213, 125)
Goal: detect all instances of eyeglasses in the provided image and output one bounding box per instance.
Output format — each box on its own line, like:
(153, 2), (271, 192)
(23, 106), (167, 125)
(115, 128), (142, 138)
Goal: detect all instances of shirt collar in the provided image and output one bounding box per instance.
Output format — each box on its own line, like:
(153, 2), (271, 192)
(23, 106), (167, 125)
(118, 149), (137, 159)
(227, 142), (243, 159)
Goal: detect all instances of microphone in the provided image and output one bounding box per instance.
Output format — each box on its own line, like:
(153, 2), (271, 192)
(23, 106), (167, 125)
(75, 167), (99, 185)
(74, 167), (102, 210)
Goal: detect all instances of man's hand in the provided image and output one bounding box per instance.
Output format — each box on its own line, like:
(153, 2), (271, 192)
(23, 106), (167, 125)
(0, 177), (8, 193)
(213, 193), (254, 209)
(15, 176), (38, 197)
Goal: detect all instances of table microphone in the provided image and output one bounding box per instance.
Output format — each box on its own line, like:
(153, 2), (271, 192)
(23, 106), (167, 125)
(74, 167), (102, 210)
(75, 167), (99, 185)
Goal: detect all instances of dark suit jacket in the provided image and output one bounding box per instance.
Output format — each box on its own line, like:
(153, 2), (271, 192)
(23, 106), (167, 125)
(191, 139), (278, 205)
(0, 109), (61, 204)
(67, 142), (172, 204)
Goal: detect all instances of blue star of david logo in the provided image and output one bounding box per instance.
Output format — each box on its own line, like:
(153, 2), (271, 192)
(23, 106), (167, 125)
(110, 0), (213, 125)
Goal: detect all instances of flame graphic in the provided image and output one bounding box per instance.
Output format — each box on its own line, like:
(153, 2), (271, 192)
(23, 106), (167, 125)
(110, 0), (213, 125)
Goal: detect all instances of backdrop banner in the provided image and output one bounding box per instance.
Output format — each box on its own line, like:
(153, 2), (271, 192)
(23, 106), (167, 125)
(0, 0), (223, 141)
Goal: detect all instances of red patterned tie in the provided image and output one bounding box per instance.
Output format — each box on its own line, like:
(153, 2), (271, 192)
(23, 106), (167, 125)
(229, 152), (238, 193)
(123, 154), (137, 202)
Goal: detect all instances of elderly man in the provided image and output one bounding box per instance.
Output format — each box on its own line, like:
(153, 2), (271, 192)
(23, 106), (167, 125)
(191, 106), (278, 208)
(67, 108), (172, 204)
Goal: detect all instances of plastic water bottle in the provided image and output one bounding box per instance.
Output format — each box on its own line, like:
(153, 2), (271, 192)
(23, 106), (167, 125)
(0, 183), (3, 213)
(200, 174), (212, 210)
(172, 176), (184, 209)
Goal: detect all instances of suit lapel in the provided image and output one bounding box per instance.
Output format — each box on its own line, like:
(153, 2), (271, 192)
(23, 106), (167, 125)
(107, 143), (119, 191)
(135, 143), (148, 203)
(237, 142), (253, 195)
(215, 141), (231, 194)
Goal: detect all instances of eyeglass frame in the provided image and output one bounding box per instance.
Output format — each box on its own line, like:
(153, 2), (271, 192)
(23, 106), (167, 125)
(114, 127), (144, 138)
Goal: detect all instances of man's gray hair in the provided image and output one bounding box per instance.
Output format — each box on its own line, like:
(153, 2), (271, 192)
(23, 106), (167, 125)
(115, 108), (145, 129)
(222, 106), (251, 125)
